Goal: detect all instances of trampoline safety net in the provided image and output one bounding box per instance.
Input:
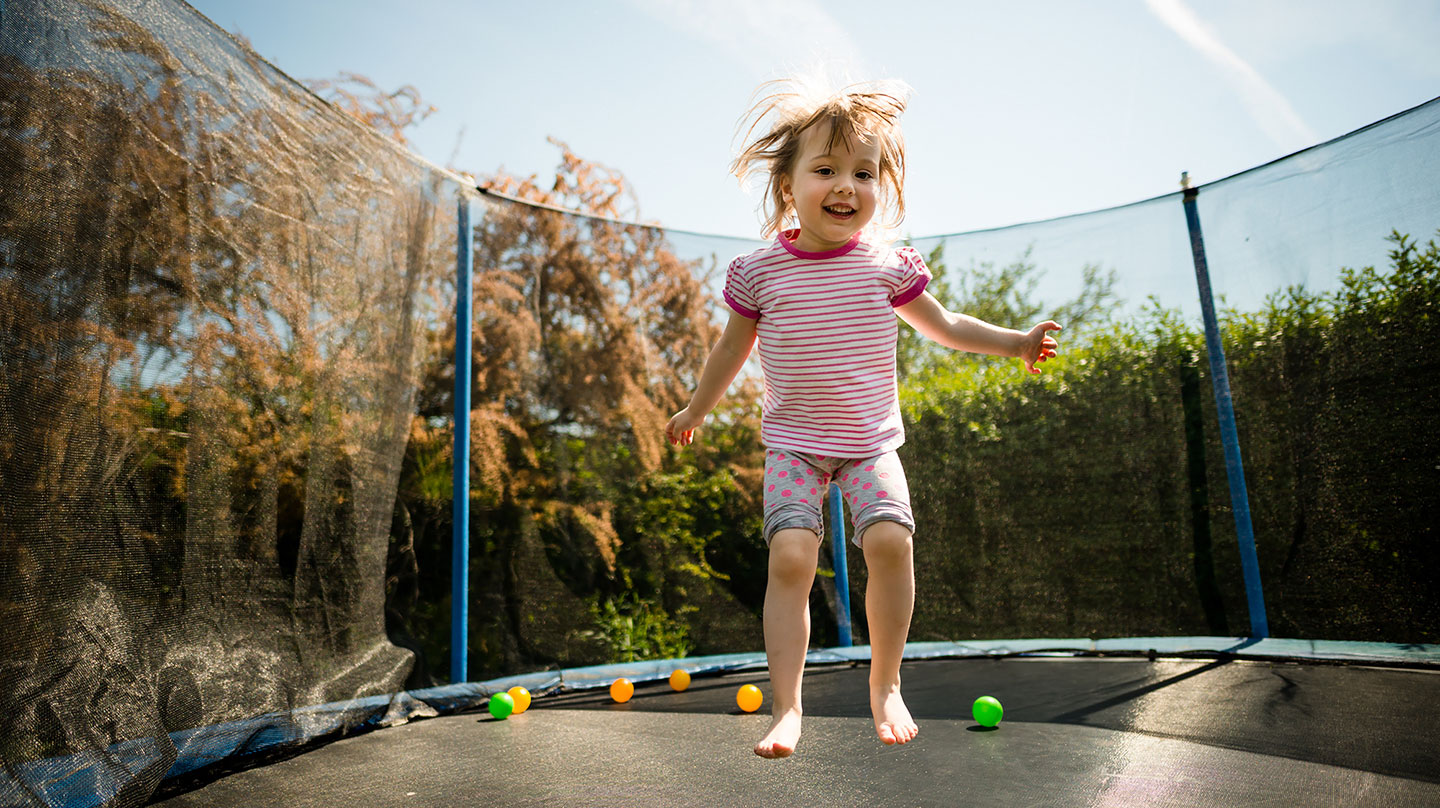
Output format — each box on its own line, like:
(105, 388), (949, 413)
(1, 1), (1437, 806)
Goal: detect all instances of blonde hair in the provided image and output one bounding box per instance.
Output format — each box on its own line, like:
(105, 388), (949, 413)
(732, 78), (912, 240)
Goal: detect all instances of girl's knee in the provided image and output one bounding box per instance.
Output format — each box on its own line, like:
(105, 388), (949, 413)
(769, 529), (820, 584)
(861, 521), (913, 561)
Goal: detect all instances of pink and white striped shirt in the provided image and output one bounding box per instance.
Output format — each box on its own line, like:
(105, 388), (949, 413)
(723, 229), (931, 457)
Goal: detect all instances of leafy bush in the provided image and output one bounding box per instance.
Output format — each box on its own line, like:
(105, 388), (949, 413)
(582, 594), (694, 663)
(897, 230), (1440, 644)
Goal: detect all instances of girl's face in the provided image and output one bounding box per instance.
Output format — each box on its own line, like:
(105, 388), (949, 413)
(780, 123), (881, 253)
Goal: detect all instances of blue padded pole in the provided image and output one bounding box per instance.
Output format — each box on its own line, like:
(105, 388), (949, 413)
(828, 483), (853, 646)
(450, 196), (474, 682)
(1181, 183), (1269, 638)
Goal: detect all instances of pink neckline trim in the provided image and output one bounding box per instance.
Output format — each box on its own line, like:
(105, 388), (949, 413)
(778, 229), (861, 259)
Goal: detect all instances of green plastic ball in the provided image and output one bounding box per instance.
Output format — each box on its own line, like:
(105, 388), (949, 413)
(488, 692), (515, 720)
(972, 695), (1003, 727)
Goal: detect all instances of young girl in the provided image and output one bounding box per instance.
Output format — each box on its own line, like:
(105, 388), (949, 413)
(665, 78), (1061, 759)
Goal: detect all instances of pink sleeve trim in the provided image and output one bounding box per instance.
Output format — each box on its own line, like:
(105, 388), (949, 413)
(891, 276), (929, 307)
(724, 289), (760, 319)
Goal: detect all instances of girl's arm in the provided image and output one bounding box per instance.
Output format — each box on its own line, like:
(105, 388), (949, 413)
(666, 310), (759, 446)
(895, 291), (1061, 374)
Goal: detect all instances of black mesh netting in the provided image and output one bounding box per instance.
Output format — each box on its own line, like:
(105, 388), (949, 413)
(2, 1), (1438, 806)
(1, 0), (459, 803)
(899, 98), (1440, 644)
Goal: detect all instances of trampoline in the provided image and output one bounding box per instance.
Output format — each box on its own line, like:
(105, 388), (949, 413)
(147, 648), (1440, 807)
(5, 2), (1440, 808)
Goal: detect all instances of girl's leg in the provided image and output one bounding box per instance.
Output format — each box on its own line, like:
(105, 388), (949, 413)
(861, 521), (919, 745)
(755, 528), (820, 758)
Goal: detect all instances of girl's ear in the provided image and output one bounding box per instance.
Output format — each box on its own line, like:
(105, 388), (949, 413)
(779, 173), (794, 204)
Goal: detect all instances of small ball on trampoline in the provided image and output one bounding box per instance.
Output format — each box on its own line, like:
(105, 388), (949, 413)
(507, 686), (531, 714)
(736, 684), (763, 713)
(669, 669), (691, 692)
(610, 677), (635, 703)
(972, 695), (1003, 727)
(488, 692), (515, 720)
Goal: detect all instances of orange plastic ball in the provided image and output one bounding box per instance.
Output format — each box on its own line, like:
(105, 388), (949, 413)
(669, 669), (691, 692)
(736, 684), (763, 713)
(508, 686), (531, 714)
(610, 678), (635, 703)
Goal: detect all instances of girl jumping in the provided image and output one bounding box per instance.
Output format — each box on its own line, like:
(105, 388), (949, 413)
(666, 78), (1061, 759)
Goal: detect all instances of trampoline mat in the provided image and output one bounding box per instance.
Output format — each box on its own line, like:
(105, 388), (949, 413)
(151, 657), (1440, 807)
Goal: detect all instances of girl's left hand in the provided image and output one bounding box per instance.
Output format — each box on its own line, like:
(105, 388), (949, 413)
(1022, 321), (1062, 374)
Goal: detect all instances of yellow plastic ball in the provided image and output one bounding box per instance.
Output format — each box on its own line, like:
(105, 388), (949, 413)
(669, 669), (691, 692)
(507, 686), (531, 714)
(736, 683), (763, 713)
(610, 677), (635, 703)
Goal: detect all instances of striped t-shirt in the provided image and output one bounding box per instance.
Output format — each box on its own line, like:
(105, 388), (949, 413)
(723, 229), (932, 457)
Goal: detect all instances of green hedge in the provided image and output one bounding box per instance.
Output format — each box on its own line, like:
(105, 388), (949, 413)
(896, 231), (1440, 644)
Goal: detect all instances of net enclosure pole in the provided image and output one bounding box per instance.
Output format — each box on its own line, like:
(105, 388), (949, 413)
(829, 484), (854, 646)
(1181, 179), (1269, 638)
(451, 196), (475, 682)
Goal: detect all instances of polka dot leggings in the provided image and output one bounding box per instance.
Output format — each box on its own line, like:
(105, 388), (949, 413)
(761, 448), (914, 547)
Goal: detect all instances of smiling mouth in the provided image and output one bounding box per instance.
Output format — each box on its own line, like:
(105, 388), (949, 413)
(824, 205), (855, 218)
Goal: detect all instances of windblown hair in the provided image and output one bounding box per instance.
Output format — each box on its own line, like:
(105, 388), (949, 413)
(732, 78), (912, 240)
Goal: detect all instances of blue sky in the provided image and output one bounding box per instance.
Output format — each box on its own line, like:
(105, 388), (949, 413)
(188, 0), (1440, 240)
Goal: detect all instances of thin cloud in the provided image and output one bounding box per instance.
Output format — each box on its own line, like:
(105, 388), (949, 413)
(1145, 0), (1318, 152)
(625, 0), (866, 80)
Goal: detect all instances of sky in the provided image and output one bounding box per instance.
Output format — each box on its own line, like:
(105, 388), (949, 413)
(187, 0), (1440, 240)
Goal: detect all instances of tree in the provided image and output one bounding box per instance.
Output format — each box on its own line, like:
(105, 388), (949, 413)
(897, 242), (1119, 380)
(303, 72), (437, 146)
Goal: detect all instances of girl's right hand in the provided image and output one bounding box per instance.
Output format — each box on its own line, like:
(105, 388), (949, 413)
(666, 408), (704, 446)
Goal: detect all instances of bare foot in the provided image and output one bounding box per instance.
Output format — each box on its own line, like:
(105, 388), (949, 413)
(755, 708), (803, 758)
(871, 685), (918, 745)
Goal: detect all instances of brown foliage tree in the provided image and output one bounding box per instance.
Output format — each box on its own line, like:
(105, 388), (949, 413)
(443, 141), (729, 671)
(1, 17), (450, 782)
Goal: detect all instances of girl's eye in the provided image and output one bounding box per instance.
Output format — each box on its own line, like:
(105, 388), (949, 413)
(816, 167), (834, 176)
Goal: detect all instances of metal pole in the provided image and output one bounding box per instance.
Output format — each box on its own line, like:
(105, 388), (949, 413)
(1180, 177), (1269, 638)
(829, 484), (853, 646)
(450, 196), (474, 682)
